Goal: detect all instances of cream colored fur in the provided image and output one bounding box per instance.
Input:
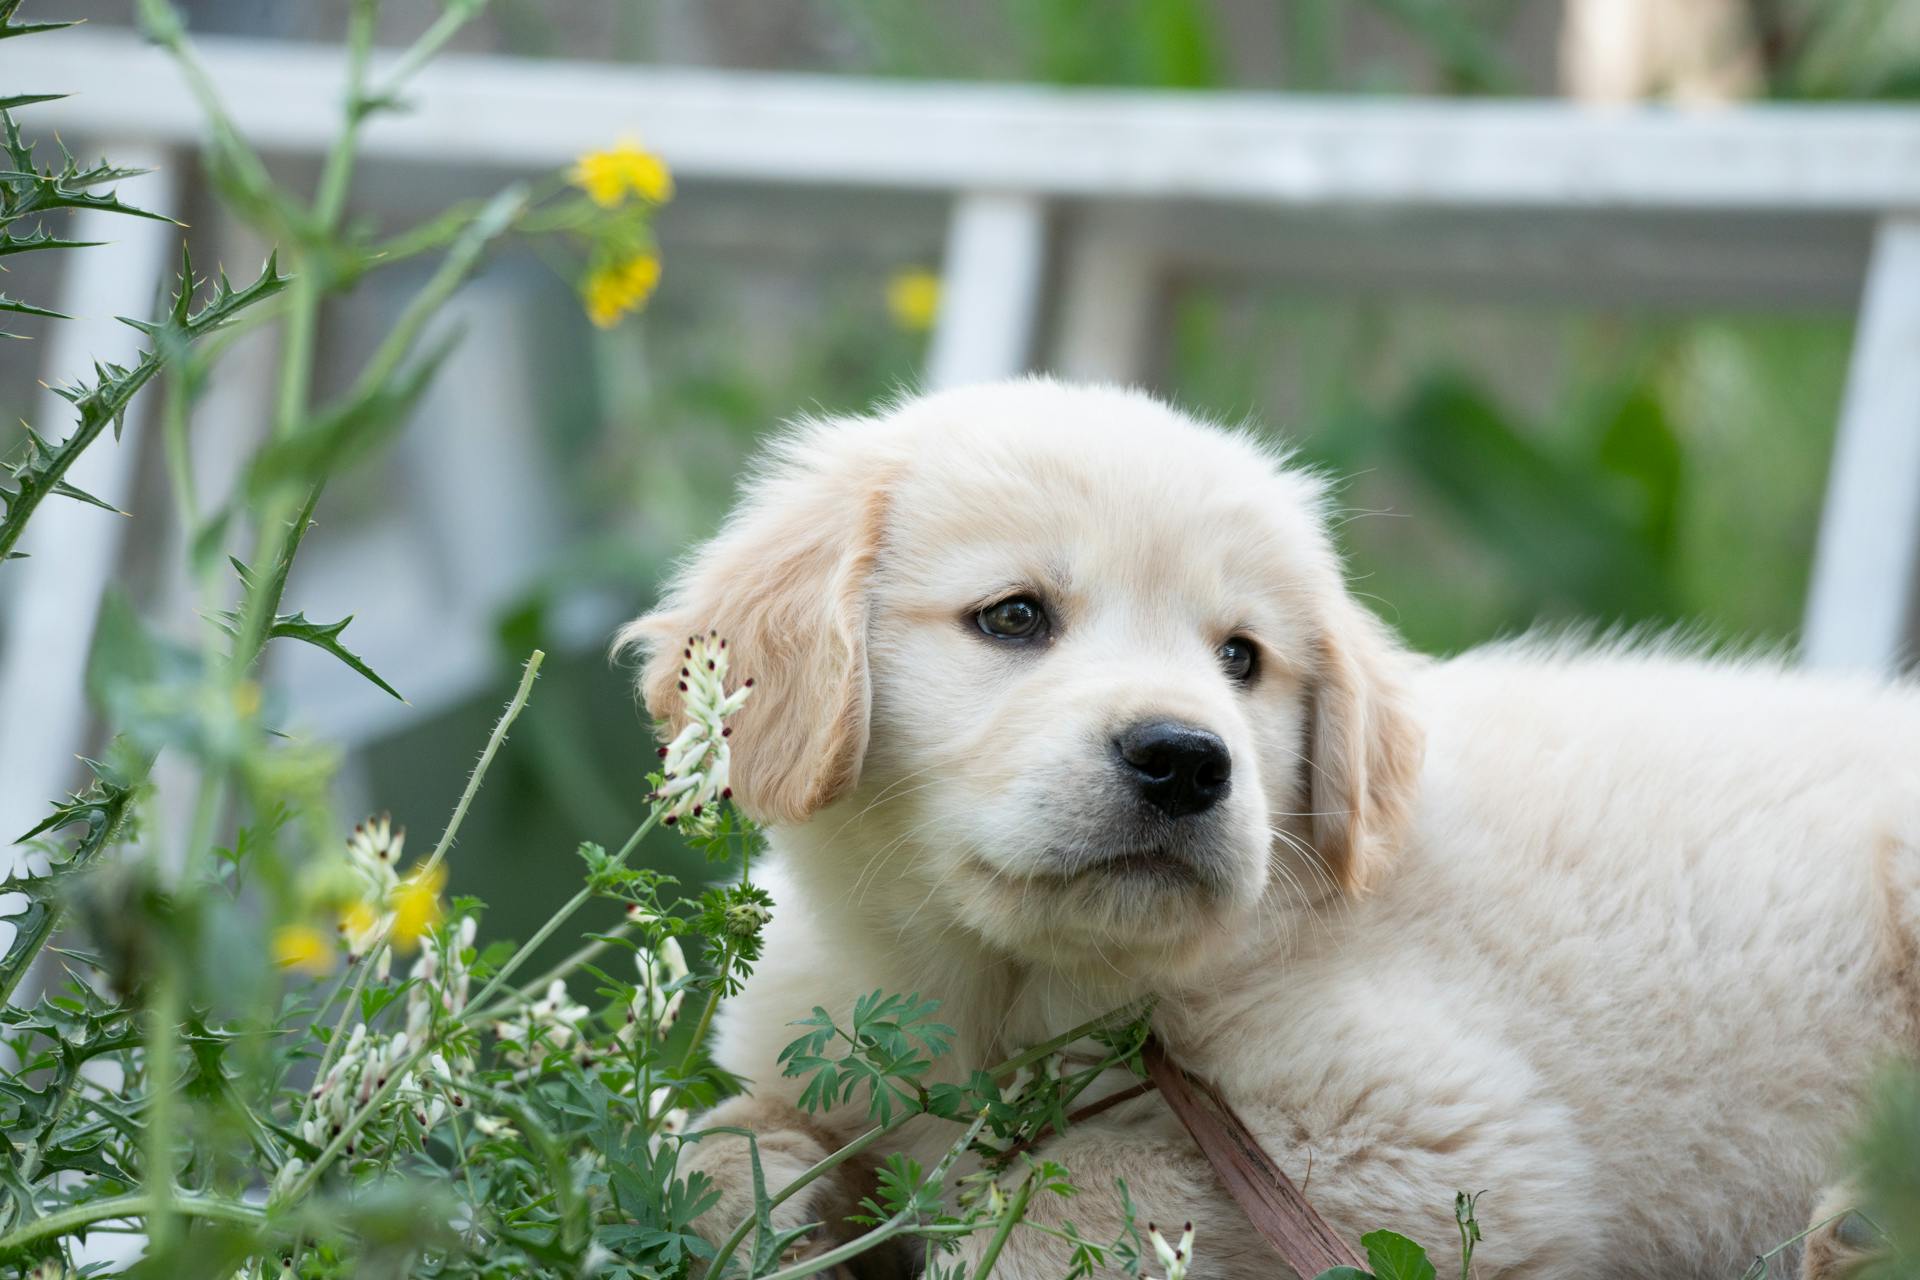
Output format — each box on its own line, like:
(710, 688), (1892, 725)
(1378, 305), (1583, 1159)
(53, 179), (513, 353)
(623, 380), (1920, 1279)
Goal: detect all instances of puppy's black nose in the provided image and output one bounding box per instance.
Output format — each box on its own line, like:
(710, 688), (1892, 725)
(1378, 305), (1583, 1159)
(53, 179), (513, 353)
(1114, 721), (1231, 819)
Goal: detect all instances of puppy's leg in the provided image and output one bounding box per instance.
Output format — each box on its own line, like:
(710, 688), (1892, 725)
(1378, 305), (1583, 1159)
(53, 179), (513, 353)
(941, 1109), (1279, 1280)
(1800, 1183), (1884, 1280)
(678, 1095), (883, 1272)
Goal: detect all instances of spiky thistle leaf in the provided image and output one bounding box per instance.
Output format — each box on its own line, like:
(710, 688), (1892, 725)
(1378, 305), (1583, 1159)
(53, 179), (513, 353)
(209, 606), (405, 702)
(0, 227), (101, 257)
(1, 763), (136, 1006)
(0, 0), (75, 38)
(0, 251), (287, 563)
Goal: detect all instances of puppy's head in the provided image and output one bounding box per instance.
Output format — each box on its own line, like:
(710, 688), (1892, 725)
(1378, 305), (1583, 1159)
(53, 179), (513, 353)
(622, 381), (1422, 974)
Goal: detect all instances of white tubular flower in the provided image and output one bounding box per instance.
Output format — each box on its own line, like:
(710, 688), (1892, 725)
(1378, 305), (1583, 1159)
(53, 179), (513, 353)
(338, 814), (406, 977)
(494, 979), (591, 1069)
(269, 1156), (306, 1208)
(472, 1112), (516, 1139)
(1147, 1222), (1195, 1280)
(347, 814), (404, 878)
(653, 631), (752, 831)
(304, 1016), (466, 1157)
(406, 915), (478, 1044)
(624, 935), (691, 1044)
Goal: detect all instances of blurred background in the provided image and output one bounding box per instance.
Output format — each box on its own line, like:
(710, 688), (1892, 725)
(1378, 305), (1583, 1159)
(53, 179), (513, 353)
(4, 0), (1919, 947)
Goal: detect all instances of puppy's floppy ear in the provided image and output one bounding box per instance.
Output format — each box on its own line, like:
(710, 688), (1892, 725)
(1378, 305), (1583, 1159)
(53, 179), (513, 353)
(617, 420), (896, 826)
(1307, 595), (1425, 894)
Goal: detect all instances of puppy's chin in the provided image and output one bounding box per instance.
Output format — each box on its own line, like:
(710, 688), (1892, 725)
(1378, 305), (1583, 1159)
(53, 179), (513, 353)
(944, 847), (1265, 979)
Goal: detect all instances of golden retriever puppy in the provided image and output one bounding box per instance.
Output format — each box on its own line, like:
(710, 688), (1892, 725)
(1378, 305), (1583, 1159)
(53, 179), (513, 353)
(623, 379), (1920, 1279)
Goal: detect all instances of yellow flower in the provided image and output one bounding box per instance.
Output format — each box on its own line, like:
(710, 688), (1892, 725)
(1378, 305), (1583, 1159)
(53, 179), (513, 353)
(570, 139), (673, 208)
(390, 862), (447, 950)
(886, 269), (941, 332)
(583, 253), (662, 329)
(338, 897), (380, 940)
(272, 924), (336, 976)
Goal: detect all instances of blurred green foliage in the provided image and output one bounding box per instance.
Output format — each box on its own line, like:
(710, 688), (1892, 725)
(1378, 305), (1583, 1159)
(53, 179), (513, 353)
(1166, 295), (1848, 652)
(1851, 1066), (1920, 1276)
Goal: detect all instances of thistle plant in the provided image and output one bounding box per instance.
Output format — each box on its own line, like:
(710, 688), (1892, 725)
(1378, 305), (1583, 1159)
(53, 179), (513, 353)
(0, 7), (1190, 1277)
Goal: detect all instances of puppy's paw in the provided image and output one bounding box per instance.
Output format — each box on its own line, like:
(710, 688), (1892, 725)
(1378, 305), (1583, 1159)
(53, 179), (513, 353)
(677, 1096), (845, 1261)
(1801, 1185), (1886, 1280)
(936, 1229), (1062, 1280)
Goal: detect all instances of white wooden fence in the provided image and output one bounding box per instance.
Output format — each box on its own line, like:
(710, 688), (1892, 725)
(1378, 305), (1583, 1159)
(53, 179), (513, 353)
(3, 30), (1918, 837)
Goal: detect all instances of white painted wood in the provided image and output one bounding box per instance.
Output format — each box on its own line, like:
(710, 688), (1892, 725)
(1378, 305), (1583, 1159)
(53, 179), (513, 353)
(1802, 215), (1920, 674)
(926, 193), (1048, 390)
(11, 30), (1920, 212)
(3, 29), (1915, 692)
(1053, 219), (1159, 384)
(0, 147), (180, 843)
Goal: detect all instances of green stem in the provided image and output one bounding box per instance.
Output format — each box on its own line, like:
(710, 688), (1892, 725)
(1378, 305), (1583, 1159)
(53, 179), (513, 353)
(422, 648), (544, 877)
(228, 484), (321, 690)
(673, 832), (754, 1082)
(346, 184), (531, 404)
(134, 0), (294, 242)
(968, 1172), (1038, 1280)
(462, 807), (660, 1017)
(297, 650), (545, 1138)
(0, 1192), (264, 1255)
(179, 770), (227, 891)
(464, 920), (636, 1026)
(270, 282), (317, 443)
(371, 0), (490, 97)
(142, 967), (183, 1255)
(311, 0), (379, 235)
(160, 360), (198, 532)
(293, 795), (653, 1199)
(749, 1112), (989, 1280)
(703, 1004), (1145, 1279)
(675, 941), (733, 1078)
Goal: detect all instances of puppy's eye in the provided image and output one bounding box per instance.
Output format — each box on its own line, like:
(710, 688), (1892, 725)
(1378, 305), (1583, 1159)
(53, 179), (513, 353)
(977, 595), (1048, 641)
(1218, 636), (1257, 684)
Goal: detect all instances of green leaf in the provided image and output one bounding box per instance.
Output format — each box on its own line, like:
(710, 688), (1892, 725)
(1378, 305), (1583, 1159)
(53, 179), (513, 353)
(50, 478), (127, 516)
(0, 228), (102, 257)
(1313, 1269), (1372, 1280)
(244, 327), (461, 496)
(0, 93), (63, 110)
(2, 762), (137, 1006)
(1385, 371), (1676, 627)
(267, 610), (405, 702)
(1361, 1229), (1437, 1280)
(0, 251), (285, 564)
(0, 3), (74, 38)
(0, 292), (68, 320)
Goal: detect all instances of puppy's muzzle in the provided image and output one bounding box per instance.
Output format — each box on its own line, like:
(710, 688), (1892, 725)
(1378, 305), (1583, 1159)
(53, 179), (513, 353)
(1113, 720), (1231, 819)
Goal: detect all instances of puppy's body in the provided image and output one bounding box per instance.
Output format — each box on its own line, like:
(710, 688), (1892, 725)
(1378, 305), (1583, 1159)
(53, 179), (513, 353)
(719, 652), (1919, 1278)
(630, 381), (1920, 1278)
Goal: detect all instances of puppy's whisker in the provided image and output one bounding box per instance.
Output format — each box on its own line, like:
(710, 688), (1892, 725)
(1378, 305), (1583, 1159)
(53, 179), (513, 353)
(848, 809), (954, 911)
(841, 784), (947, 907)
(1263, 823), (1351, 943)
(837, 767), (943, 829)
